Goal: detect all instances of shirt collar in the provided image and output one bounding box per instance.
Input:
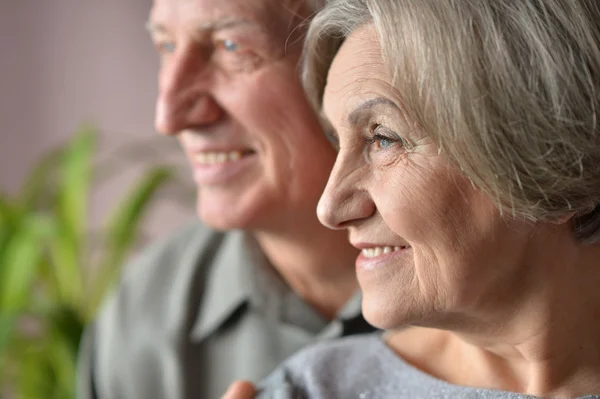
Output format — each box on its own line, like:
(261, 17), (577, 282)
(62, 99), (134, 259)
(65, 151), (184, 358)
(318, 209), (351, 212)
(190, 230), (257, 341)
(188, 230), (367, 341)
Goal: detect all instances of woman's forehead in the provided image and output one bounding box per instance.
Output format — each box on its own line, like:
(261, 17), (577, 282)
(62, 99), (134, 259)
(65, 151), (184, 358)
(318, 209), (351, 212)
(323, 26), (390, 120)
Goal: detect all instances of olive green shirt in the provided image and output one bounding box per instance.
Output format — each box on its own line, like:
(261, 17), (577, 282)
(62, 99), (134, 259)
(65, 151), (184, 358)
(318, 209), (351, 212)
(77, 222), (372, 399)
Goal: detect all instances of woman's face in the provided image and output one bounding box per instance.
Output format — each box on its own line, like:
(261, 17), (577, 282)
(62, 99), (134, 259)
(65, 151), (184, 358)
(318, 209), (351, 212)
(318, 24), (539, 330)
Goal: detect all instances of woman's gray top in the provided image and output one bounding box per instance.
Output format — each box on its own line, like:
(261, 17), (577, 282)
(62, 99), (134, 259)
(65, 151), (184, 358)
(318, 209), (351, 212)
(257, 333), (600, 399)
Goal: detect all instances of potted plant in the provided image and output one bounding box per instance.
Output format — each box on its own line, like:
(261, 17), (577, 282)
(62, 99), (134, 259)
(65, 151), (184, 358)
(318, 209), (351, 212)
(0, 126), (175, 398)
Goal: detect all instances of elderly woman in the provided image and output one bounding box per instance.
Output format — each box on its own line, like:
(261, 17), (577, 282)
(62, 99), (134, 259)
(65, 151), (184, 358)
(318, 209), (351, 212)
(241, 0), (600, 398)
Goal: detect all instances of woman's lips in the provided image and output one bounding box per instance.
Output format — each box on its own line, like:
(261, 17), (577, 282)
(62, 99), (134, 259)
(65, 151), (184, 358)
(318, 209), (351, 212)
(355, 245), (411, 271)
(360, 245), (409, 258)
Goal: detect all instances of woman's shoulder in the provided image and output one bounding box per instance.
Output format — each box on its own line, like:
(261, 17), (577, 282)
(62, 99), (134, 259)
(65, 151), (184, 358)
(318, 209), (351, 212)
(285, 332), (386, 371)
(257, 333), (394, 399)
(257, 333), (600, 399)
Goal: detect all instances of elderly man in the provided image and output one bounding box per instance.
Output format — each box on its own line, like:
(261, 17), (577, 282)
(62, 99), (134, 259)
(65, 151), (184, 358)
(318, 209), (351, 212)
(76, 0), (373, 398)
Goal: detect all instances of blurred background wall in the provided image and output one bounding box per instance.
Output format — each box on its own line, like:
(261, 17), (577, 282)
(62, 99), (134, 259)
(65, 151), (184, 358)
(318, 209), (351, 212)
(0, 3), (197, 396)
(0, 0), (195, 245)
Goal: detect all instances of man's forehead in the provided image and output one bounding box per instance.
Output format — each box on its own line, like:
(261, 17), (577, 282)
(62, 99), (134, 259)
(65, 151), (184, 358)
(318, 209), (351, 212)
(150, 0), (301, 31)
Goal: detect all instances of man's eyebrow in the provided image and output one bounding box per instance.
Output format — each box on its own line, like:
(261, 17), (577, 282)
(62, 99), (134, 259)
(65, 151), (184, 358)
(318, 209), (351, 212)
(145, 21), (167, 35)
(145, 19), (263, 36)
(347, 97), (399, 126)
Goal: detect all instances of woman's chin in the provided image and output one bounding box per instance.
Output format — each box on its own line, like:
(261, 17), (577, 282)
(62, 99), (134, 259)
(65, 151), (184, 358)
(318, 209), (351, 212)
(361, 293), (419, 330)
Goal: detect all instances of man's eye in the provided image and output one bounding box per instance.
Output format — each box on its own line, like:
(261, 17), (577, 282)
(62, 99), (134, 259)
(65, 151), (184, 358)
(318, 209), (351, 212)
(216, 39), (241, 52)
(157, 41), (176, 54)
(213, 39), (263, 72)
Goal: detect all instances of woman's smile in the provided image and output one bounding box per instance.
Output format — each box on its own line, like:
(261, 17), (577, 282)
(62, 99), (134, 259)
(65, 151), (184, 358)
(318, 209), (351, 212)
(353, 243), (412, 271)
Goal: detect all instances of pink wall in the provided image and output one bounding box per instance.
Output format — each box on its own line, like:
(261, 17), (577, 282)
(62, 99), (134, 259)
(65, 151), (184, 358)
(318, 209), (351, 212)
(0, 1), (194, 242)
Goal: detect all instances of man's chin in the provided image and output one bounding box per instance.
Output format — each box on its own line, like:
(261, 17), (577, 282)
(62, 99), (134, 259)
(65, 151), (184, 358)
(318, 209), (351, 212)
(196, 197), (261, 231)
(196, 209), (244, 231)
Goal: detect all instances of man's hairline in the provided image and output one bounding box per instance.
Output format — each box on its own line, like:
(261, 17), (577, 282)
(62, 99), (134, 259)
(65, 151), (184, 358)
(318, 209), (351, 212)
(146, 0), (312, 36)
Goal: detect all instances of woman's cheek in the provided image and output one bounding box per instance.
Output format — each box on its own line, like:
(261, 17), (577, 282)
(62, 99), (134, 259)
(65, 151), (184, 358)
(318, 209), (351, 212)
(375, 164), (467, 243)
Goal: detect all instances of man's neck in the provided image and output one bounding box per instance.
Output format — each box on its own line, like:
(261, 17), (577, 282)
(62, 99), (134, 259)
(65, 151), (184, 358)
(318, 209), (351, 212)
(253, 223), (359, 320)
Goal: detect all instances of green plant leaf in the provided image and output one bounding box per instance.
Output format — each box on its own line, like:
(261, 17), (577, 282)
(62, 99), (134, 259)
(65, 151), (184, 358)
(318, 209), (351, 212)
(52, 127), (98, 306)
(11, 321), (79, 399)
(16, 341), (58, 399)
(0, 313), (17, 358)
(0, 214), (57, 312)
(0, 196), (17, 267)
(32, 258), (62, 312)
(5, 306), (82, 399)
(59, 127), (97, 239)
(48, 305), (85, 360)
(48, 334), (77, 399)
(0, 195), (23, 236)
(88, 167), (173, 318)
(19, 147), (64, 212)
(0, 195), (16, 220)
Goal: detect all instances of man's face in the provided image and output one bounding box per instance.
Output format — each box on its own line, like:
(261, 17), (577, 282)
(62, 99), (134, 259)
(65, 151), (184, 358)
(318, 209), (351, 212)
(149, 0), (337, 231)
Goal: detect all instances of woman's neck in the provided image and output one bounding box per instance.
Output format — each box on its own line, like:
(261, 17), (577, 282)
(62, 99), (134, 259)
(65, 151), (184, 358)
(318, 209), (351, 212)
(388, 242), (600, 398)
(252, 221), (359, 319)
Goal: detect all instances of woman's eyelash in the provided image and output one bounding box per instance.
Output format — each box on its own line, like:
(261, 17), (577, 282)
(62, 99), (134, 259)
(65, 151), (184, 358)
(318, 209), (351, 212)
(365, 124), (407, 150)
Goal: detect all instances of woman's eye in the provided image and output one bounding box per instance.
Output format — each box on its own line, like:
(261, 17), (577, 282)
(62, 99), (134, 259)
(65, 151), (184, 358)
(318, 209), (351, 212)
(368, 124), (402, 152)
(372, 135), (396, 150)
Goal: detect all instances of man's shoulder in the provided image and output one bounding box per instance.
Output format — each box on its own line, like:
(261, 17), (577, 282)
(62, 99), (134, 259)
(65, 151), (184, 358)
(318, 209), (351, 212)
(97, 220), (228, 333)
(123, 219), (221, 282)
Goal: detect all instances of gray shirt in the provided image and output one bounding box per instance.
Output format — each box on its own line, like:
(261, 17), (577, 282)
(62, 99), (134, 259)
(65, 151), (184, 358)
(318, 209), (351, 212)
(258, 334), (600, 399)
(77, 222), (372, 399)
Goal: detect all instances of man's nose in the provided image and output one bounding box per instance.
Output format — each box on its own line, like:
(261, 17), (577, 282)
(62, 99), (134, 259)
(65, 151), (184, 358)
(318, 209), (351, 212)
(317, 155), (375, 230)
(155, 46), (224, 135)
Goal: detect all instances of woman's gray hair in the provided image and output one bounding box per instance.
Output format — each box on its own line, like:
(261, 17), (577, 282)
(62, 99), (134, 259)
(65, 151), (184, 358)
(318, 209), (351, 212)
(303, 0), (600, 244)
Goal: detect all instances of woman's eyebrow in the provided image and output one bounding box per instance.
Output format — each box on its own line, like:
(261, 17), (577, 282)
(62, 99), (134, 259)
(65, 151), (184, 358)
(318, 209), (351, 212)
(348, 97), (398, 126)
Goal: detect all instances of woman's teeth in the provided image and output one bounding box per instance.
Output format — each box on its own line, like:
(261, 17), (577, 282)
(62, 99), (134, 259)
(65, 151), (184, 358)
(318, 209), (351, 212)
(361, 246), (408, 258)
(193, 151), (244, 164)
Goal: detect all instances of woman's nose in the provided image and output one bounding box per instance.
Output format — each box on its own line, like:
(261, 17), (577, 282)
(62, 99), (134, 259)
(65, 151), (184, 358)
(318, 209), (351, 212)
(317, 156), (375, 229)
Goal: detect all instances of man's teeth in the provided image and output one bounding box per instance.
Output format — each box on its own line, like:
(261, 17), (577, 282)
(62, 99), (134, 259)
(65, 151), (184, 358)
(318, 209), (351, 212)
(361, 246), (408, 258)
(194, 151), (244, 164)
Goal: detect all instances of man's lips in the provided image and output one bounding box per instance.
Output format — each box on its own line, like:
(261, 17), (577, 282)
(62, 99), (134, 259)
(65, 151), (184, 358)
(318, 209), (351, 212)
(189, 149), (255, 165)
(187, 149), (257, 185)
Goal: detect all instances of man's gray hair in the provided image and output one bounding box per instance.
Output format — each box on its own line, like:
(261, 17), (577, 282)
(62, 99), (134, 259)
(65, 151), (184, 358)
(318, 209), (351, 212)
(303, 0), (600, 243)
